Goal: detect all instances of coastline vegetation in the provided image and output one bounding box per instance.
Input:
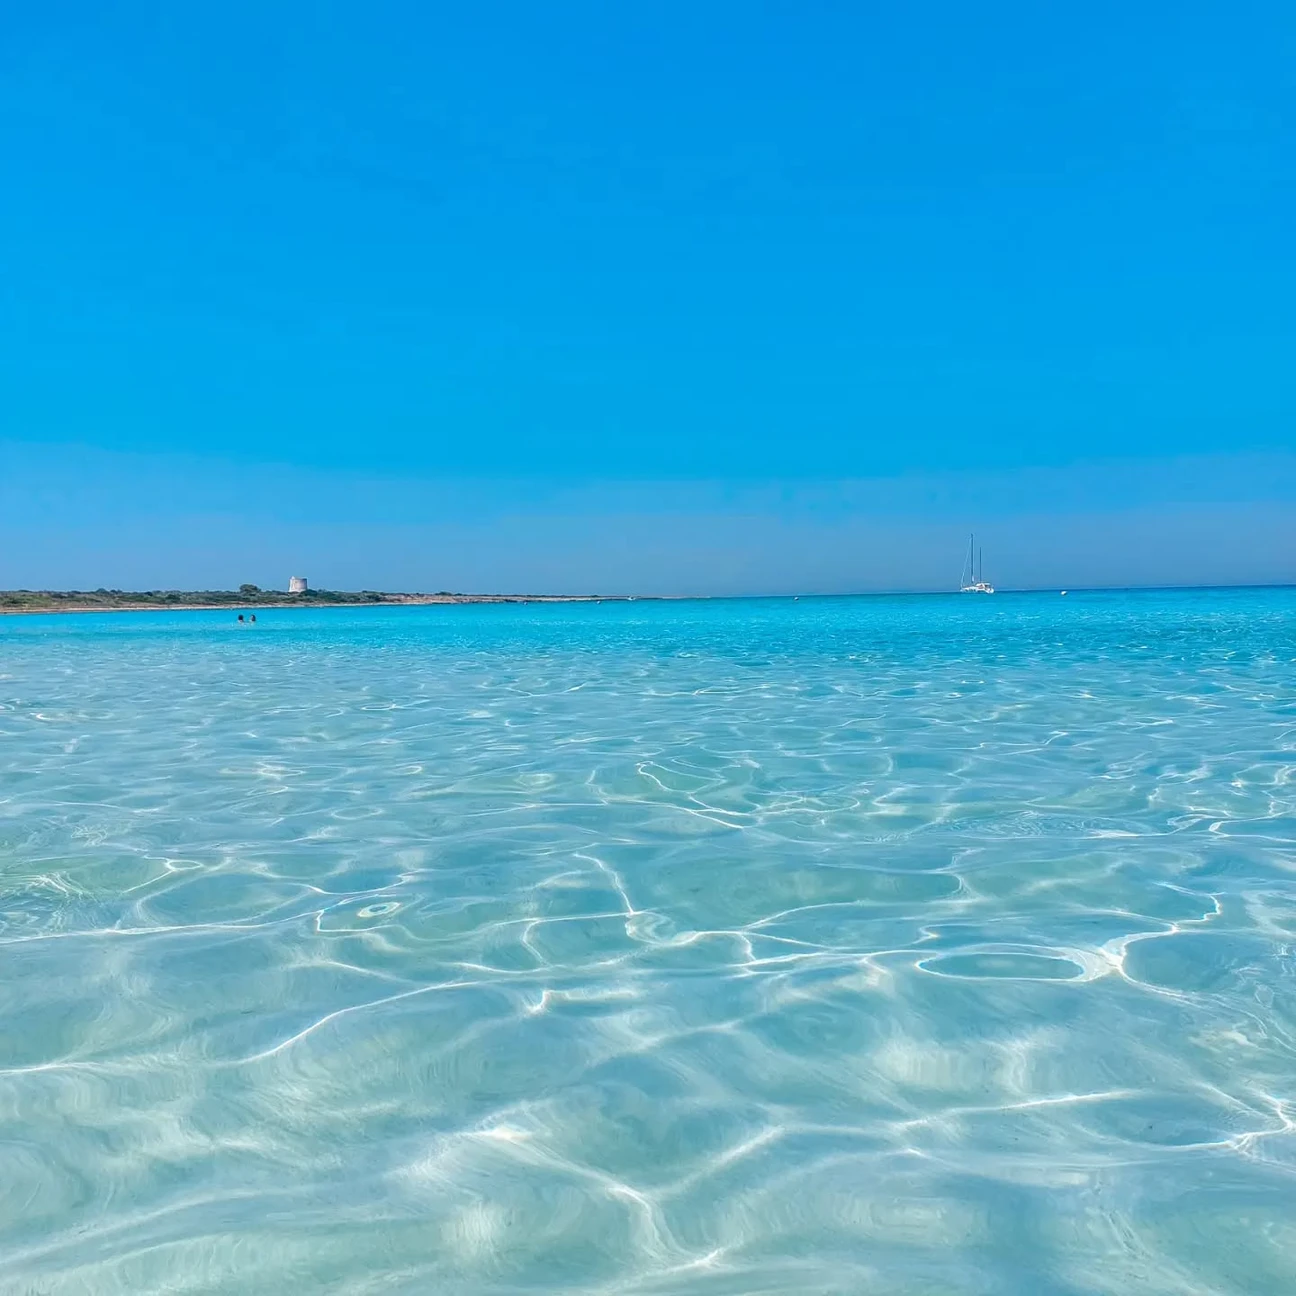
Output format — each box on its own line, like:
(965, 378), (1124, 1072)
(0, 587), (610, 612)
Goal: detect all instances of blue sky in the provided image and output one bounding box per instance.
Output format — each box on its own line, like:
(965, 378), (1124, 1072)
(2, 1), (1293, 591)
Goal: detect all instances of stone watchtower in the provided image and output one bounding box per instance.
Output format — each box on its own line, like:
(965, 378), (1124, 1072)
(288, 576), (308, 594)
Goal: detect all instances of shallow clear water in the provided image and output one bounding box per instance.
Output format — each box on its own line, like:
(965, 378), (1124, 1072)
(2, 590), (1295, 1294)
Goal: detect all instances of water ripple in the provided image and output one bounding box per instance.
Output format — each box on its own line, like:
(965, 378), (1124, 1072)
(2, 591), (1295, 1293)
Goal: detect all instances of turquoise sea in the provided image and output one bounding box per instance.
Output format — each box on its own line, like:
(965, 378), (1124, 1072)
(2, 590), (1295, 1294)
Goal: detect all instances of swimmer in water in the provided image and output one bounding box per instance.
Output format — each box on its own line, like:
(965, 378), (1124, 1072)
(237, 614), (244, 623)
(250, 614), (256, 623)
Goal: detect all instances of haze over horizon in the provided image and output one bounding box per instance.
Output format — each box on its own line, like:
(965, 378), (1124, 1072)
(5, 444), (1293, 596)
(3, 1), (1293, 593)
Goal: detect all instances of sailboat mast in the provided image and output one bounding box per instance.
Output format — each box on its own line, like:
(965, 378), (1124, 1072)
(957, 530), (994, 593)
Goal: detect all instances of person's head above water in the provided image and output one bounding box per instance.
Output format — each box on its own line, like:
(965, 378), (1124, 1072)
(237, 614), (244, 622)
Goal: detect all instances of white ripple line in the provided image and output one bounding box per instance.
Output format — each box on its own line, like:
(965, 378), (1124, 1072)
(0, 916), (304, 947)
(890, 1088), (1141, 1133)
(232, 977), (479, 1066)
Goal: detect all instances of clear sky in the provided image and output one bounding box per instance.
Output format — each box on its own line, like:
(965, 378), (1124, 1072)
(2, 1), (1293, 592)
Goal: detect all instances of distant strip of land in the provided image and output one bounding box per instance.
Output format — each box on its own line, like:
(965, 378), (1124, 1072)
(0, 588), (627, 614)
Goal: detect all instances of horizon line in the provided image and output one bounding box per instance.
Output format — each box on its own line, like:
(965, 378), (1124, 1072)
(4, 579), (1294, 613)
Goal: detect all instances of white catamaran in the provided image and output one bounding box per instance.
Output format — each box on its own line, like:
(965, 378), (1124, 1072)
(960, 534), (994, 594)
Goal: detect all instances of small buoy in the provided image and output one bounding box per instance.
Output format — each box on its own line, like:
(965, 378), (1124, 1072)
(1060, 591), (1068, 597)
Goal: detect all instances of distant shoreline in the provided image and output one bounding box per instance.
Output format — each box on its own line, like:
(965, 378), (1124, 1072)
(0, 591), (636, 616)
(3, 584), (1292, 616)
